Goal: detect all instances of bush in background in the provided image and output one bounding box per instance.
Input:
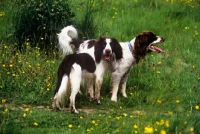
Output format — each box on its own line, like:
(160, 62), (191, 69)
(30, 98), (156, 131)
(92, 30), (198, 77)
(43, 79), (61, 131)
(13, 0), (75, 53)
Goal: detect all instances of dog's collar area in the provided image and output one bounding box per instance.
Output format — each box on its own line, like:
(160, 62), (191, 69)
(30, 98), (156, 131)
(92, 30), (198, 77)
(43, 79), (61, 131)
(128, 43), (133, 51)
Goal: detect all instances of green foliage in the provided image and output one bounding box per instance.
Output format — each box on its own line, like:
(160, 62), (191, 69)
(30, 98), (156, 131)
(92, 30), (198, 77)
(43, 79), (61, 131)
(75, 0), (102, 39)
(13, 0), (75, 52)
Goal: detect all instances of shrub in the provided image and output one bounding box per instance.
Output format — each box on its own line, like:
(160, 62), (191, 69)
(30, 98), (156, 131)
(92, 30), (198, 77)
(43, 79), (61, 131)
(13, 0), (75, 53)
(76, 0), (103, 40)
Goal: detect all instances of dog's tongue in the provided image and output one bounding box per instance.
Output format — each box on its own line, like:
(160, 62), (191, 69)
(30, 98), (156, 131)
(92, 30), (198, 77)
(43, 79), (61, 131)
(151, 45), (165, 53)
(105, 55), (111, 60)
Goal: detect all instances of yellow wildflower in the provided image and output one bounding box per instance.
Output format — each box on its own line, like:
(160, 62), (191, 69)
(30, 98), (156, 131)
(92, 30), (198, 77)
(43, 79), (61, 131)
(33, 122), (38, 126)
(23, 113), (26, 117)
(168, 111), (173, 115)
(68, 124), (72, 128)
(144, 126), (154, 134)
(160, 129), (167, 134)
(25, 108), (29, 111)
(4, 108), (8, 113)
(190, 127), (194, 132)
(133, 124), (138, 128)
(195, 105), (199, 110)
(123, 113), (127, 117)
(157, 71), (161, 74)
(2, 99), (6, 104)
(165, 120), (170, 128)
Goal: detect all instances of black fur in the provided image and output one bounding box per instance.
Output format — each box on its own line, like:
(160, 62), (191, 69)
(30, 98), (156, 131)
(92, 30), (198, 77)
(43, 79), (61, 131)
(54, 53), (96, 95)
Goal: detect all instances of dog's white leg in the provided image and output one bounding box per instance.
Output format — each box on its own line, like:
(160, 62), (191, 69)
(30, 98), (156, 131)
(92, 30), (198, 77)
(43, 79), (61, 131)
(120, 72), (130, 98)
(110, 72), (123, 102)
(69, 63), (82, 114)
(94, 77), (103, 104)
(57, 75), (69, 110)
(52, 93), (57, 109)
(111, 84), (120, 102)
(69, 88), (79, 114)
(86, 77), (94, 101)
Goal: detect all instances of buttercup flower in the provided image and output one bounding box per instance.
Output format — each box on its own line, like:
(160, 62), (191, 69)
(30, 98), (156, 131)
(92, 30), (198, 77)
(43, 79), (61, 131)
(144, 126), (154, 134)
(33, 122), (38, 126)
(68, 124), (72, 128)
(23, 113), (26, 117)
(195, 105), (199, 110)
(160, 129), (167, 134)
(2, 99), (6, 104)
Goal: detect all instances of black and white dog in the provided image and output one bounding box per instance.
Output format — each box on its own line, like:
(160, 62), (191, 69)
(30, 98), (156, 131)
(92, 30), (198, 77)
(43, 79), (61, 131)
(52, 31), (123, 113)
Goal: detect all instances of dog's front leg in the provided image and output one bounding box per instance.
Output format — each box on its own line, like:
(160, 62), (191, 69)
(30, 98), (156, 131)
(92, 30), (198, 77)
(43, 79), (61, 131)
(86, 77), (94, 101)
(110, 72), (124, 102)
(94, 78), (103, 104)
(120, 71), (130, 98)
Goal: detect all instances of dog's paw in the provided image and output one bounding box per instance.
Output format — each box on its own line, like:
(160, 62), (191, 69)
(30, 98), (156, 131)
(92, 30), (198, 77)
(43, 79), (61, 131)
(92, 99), (101, 105)
(122, 93), (127, 98)
(71, 109), (79, 114)
(111, 96), (117, 102)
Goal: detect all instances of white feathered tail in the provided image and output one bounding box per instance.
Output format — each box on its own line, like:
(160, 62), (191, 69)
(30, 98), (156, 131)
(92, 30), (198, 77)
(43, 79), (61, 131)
(58, 25), (78, 54)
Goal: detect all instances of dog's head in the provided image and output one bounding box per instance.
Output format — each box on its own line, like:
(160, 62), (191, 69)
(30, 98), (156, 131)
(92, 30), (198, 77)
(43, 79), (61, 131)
(133, 31), (165, 62)
(95, 37), (123, 63)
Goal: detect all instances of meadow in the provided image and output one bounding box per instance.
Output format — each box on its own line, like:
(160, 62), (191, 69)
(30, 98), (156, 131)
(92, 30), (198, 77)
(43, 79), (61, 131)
(1, 0), (200, 133)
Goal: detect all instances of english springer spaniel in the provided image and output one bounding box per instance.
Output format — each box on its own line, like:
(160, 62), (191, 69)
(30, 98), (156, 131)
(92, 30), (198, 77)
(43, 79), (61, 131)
(52, 31), (123, 113)
(110, 31), (165, 102)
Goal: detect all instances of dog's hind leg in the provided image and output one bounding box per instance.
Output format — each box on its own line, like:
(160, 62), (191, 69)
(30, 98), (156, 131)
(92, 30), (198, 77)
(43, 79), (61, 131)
(69, 63), (82, 114)
(56, 75), (69, 110)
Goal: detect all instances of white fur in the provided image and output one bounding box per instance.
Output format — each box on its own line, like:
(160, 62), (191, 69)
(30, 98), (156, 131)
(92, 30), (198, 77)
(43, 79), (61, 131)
(58, 25), (78, 54)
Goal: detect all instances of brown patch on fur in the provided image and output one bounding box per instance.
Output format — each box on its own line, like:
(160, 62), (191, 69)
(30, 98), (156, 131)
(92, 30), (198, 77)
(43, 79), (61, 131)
(132, 31), (157, 64)
(87, 40), (97, 49)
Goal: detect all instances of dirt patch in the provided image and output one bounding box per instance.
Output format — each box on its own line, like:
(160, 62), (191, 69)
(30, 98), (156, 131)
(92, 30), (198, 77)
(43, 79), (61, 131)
(0, 103), (109, 114)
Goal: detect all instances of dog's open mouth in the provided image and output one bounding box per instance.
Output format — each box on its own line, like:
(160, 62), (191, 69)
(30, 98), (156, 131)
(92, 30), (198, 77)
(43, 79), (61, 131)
(149, 37), (165, 53)
(149, 44), (164, 53)
(104, 55), (112, 61)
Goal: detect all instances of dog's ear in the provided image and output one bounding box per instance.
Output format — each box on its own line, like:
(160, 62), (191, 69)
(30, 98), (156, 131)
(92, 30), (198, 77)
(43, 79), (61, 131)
(94, 37), (104, 63)
(111, 38), (123, 60)
(133, 34), (148, 61)
(136, 34), (148, 45)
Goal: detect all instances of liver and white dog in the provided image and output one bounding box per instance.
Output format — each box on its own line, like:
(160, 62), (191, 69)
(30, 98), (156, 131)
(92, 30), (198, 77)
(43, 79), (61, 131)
(110, 31), (165, 102)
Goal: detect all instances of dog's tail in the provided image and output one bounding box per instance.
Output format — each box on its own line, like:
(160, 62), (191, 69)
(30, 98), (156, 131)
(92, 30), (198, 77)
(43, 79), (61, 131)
(58, 25), (78, 54)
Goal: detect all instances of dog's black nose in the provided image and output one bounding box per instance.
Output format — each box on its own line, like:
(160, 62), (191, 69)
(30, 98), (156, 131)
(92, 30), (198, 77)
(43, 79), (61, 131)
(105, 49), (111, 54)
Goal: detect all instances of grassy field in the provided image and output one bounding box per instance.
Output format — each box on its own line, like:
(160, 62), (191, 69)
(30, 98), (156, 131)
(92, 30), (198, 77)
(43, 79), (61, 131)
(1, 0), (200, 133)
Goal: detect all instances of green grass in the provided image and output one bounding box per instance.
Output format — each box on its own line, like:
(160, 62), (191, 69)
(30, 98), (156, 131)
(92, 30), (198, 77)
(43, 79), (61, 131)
(1, 0), (200, 133)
